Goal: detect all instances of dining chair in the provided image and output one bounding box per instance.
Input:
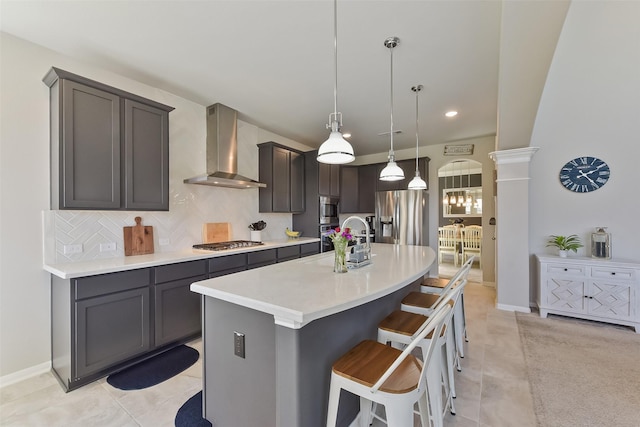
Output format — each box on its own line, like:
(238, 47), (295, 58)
(326, 305), (452, 427)
(461, 225), (482, 268)
(438, 226), (459, 266)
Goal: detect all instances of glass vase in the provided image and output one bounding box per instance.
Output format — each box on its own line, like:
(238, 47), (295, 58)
(333, 239), (348, 273)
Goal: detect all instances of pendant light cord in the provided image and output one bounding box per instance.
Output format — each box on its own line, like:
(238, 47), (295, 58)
(332, 0), (338, 118)
(389, 44), (395, 154)
(412, 85), (423, 171)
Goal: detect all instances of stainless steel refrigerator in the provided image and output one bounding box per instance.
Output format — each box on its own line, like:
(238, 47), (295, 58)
(375, 190), (429, 246)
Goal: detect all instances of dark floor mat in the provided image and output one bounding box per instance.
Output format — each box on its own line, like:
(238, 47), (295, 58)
(107, 345), (199, 390)
(175, 390), (212, 427)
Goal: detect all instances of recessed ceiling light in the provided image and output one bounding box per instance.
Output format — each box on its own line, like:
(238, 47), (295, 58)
(342, 133), (351, 138)
(445, 111), (458, 118)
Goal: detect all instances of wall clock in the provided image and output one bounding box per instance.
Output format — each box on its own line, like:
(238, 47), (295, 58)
(559, 156), (610, 193)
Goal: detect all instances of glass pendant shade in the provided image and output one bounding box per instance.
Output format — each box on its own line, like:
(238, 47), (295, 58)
(379, 159), (404, 181)
(408, 172), (427, 190)
(317, 130), (354, 164)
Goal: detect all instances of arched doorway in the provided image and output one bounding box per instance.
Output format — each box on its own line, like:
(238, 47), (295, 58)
(438, 160), (483, 282)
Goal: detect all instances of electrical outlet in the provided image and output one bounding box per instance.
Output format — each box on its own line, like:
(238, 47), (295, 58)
(100, 242), (116, 252)
(159, 238), (170, 246)
(63, 244), (83, 255)
(234, 331), (245, 358)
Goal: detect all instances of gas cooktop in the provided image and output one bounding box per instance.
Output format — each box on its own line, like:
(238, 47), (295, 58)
(193, 240), (264, 251)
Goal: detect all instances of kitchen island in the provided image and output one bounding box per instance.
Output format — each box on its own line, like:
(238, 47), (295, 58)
(190, 243), (436, 427)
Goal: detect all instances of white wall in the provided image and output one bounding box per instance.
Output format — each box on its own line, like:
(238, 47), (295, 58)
(529, 1), (640, 299)
(0, 33), (312, 380)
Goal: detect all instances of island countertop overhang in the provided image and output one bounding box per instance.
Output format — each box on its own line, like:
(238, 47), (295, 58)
(190, 243), (436, 329)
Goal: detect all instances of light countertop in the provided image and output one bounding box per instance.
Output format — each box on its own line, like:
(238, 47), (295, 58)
(190, 243), (436, 329)
(44, 237), (320, 279)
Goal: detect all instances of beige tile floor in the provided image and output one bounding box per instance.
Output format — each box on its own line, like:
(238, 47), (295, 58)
(0, 282), (536, 427)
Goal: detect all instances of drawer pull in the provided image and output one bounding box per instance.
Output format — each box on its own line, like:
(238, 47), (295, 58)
(611, 272), (616, 275)
(564, 268), (568, 271)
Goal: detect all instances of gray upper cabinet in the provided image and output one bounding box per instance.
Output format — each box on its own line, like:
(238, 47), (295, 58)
(339, 166), (359, 213)
(357, 164), (378, 212)
(258, 142), (305, 213)
(124, 100), (170, 210)
(44, 67), (173, 211)
(319, 162), (340, 197)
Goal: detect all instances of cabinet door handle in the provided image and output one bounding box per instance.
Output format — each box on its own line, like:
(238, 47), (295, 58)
(611, 272), (616, 275)
(564, 268), (568, 271)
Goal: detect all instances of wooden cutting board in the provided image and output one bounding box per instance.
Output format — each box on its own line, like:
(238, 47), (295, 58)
(124, 216), (154, 256)
(202, 222), (232, 243)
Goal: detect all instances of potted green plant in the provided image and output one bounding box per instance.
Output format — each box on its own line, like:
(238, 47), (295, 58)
(546, 234), (583, 257)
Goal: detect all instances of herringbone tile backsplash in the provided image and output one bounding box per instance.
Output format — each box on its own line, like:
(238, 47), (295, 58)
(44, 187), (292, 264)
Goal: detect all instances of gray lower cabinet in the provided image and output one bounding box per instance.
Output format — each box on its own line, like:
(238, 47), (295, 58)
(75, 287), (151, 379)
(248, 248), (277, 269)
(154, 260), (207, 347)
(277, 245), (300, 262)
(51, 243), (319, 391)
(300, 242), (321, 257)
(43, 67), (173, 211)
(209, 253), (247, 278)
(52, 268), (153, 390)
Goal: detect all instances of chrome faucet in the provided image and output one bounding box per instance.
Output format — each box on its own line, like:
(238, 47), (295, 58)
(340, 216), (372, 265)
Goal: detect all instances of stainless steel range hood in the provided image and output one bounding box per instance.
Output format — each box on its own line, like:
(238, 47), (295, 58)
(184, 103), (266, 189)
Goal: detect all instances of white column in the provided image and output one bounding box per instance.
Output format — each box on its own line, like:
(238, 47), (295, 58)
(489, 147), (539, 312)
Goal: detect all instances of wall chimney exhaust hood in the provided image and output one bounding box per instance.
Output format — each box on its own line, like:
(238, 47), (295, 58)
(184, 103), (266, 189)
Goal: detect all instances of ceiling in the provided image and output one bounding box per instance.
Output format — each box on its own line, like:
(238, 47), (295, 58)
(1, 0), (502, 156)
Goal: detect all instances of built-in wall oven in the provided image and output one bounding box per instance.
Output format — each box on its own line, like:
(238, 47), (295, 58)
(320, 223), (339, 253)
(319, 196), (339, 225)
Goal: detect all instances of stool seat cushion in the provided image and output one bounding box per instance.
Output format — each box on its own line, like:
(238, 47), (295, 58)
(331, 340), (422, 394)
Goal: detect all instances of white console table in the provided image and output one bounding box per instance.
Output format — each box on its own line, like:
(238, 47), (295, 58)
(536, 255), (640, 333)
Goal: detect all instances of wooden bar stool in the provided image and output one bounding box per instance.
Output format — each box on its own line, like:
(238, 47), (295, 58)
(379, 282), (467, 426)
(326, 305), (452, 427)
(421, 275), (469, 361)
(414, 257), (474, 363)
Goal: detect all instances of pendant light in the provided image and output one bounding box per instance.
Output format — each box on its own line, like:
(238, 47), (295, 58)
(442, 168), (449, 205)
(379, 37), (404, 181)
(317, 0), (355, 165)
(465, 161), (472, 205)
(456, 161), (464, 205)
(408, 85), (427, 190)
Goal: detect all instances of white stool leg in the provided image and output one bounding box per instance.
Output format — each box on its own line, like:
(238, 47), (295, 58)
(358, 396), (372, 427)
(454, 298), (466, 360)
(386, 401), (415, 426)
(326, 374), (341, 427)
(426, 352), (444, 427)
(445, 327), (457, 401)
(417, 391), (431, 427)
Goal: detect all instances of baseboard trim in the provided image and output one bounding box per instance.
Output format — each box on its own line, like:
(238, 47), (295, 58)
(0, 361), (51, 389)
(496, 303), (532, 313)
